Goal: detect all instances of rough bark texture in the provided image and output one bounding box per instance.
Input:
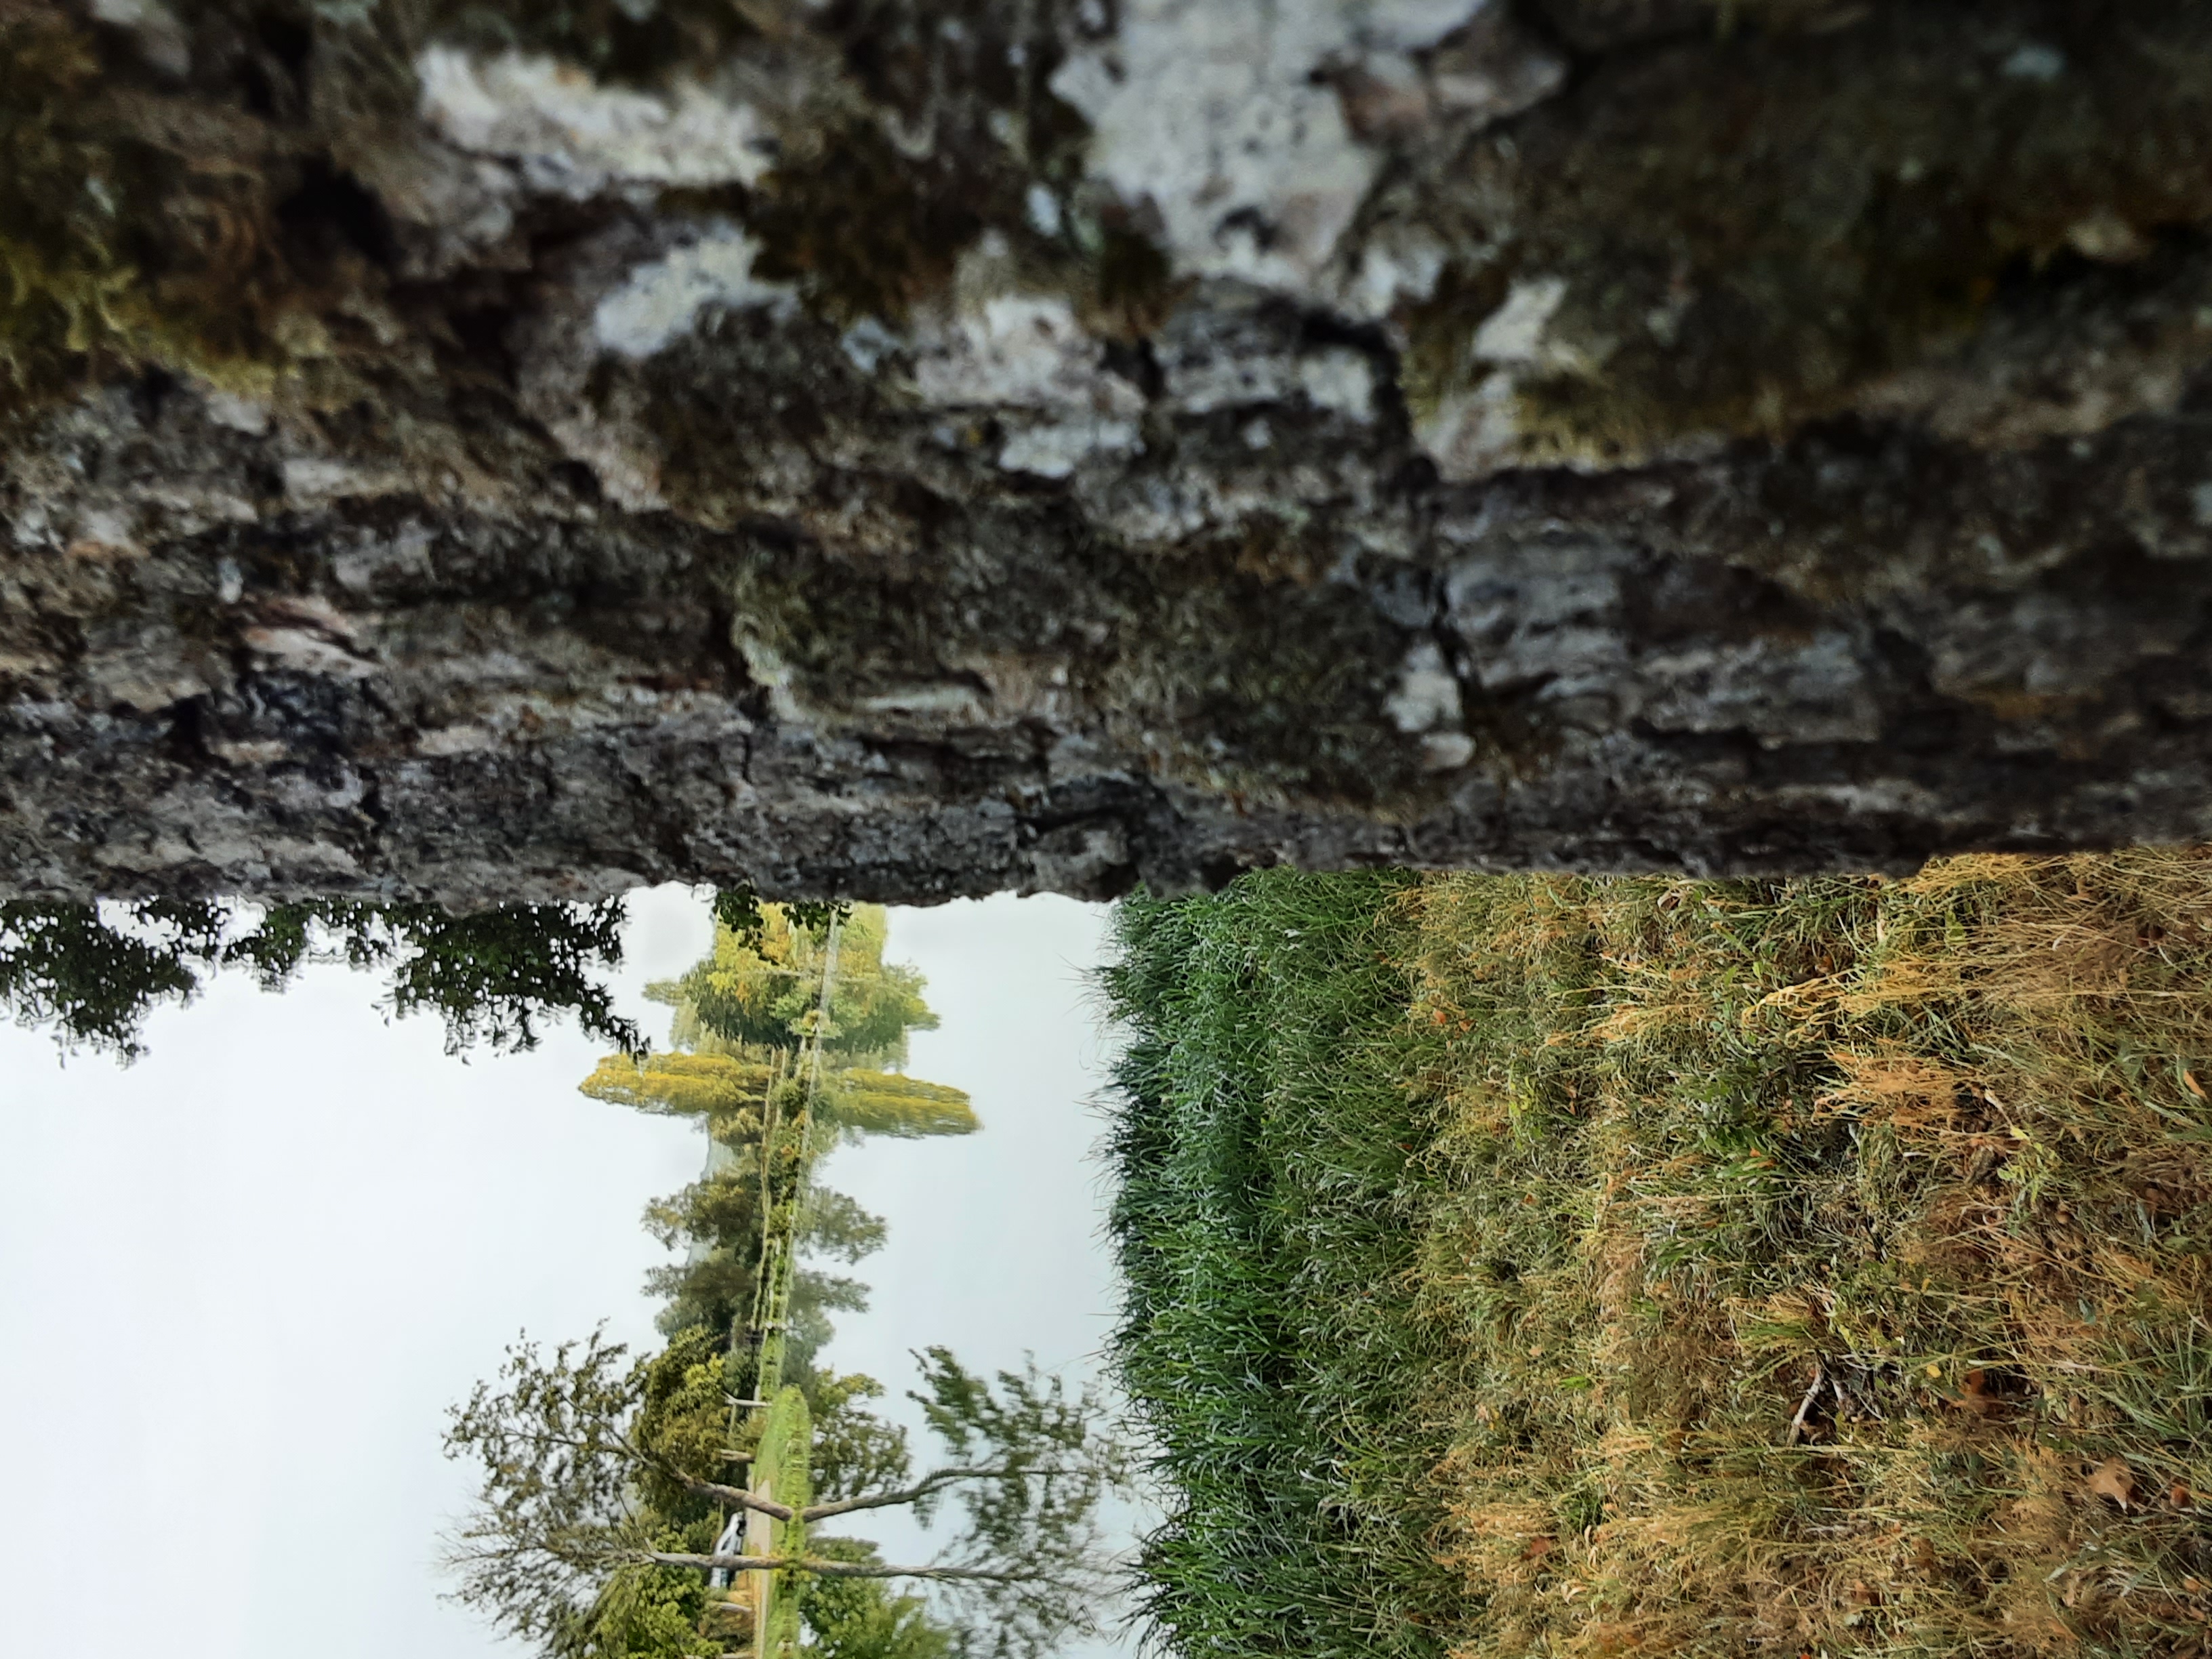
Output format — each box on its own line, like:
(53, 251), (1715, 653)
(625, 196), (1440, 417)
(8, 0), (2212, 903)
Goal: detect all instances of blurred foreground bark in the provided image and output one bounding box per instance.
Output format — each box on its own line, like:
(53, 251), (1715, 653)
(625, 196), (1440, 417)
(9, 0), (2212, 902)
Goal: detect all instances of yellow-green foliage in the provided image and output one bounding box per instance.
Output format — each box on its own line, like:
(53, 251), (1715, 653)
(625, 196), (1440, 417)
(602, 906), (972, 1143)
(1408, 852), (2212, 1658)
(824, 1071), (977, 1139)
(660, 904), (936, 1064)
(582, 1050), (777, 1131)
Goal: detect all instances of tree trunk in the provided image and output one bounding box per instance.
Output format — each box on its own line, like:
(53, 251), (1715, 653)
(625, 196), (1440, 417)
(8, 0), (2212, 903)
(644, 1551), (1021, 1582)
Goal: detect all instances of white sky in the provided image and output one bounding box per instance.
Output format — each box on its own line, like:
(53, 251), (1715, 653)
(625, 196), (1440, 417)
(0, 888), (1141, 1659)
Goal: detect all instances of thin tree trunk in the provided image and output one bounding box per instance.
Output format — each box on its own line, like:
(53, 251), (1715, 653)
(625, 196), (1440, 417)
(798, 1465), (1033, 1521)
(642, 1551), (1026, 1583)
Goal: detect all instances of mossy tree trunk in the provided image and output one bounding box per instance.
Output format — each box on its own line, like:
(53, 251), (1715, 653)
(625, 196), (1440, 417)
(9, 0), (2212, 903)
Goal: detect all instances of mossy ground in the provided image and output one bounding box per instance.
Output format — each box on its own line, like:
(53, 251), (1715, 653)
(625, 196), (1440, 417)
(1106, 851), (2212, 1659)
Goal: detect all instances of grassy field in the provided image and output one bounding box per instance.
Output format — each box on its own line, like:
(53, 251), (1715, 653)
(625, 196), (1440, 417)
(1103, 854), (2212, 1659)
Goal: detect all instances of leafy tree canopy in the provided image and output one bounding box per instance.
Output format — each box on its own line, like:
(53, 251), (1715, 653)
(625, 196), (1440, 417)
(655, 903), (934, 1062)
(712, 888), (851, 954)
(0, 881), (866, 1062)
(0, 896), (640, 1060)
(443, 1332), (1130, 1659)
(799, 1540), (958, 1659)
(802, 1190), (890, 1266)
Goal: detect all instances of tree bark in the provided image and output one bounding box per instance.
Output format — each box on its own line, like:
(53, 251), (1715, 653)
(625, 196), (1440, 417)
(671, 1470), (796, 1523)
(9, 0), (2212, 903)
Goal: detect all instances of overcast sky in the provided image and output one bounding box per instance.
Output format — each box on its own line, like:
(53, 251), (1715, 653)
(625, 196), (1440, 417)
(0, 889), (1139, 1659)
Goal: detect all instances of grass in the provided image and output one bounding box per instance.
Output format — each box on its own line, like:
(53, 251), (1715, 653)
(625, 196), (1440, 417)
(1101, 872), (1456, 1659)
(1102, 853), (2212, 1659)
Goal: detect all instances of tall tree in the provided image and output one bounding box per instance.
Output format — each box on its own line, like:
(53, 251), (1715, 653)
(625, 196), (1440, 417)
(525, 898), (1066, 1656)
(586, 902), (973, 1352)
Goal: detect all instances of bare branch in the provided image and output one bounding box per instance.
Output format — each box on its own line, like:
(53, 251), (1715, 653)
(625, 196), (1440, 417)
(663, 1470), (796, 1523)
(798, 1461), (1074, 1521)
(653, 1452), (1093, 1527)
(616, 1433), (798, 1522)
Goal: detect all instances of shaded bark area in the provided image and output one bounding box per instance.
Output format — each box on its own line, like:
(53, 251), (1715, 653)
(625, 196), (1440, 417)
(7, 0), (2212, 903)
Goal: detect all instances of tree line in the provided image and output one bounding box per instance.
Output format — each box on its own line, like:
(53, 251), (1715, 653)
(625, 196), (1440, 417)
(441, 901), (1132, 1659)
(0, 895), (640, 1059)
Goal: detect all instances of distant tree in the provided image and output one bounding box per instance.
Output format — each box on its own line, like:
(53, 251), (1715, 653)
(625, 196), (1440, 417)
(443, 1331), (1130, 1659)
(658, 904), (935, 1063)
(518, 897), (1050, 1658)
(802, 1190), (889, 1265)
(798, 1540), (958, 1659)
(586, 904), (973, 1354)
(0, 897), (640, 1060)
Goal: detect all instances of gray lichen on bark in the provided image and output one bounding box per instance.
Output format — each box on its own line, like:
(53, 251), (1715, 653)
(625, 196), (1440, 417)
(7, 0), (2212, 903)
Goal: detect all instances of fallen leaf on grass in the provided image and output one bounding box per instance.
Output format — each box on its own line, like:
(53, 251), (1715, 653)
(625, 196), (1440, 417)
(2088, 1457), (2137, 1509)
(1522, 1536), (1556, 1561)
(2186, 1069), (2208, 1101)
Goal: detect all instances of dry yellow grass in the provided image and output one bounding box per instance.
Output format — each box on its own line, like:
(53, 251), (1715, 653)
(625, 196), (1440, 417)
(1406, 852), (2212, 1658)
